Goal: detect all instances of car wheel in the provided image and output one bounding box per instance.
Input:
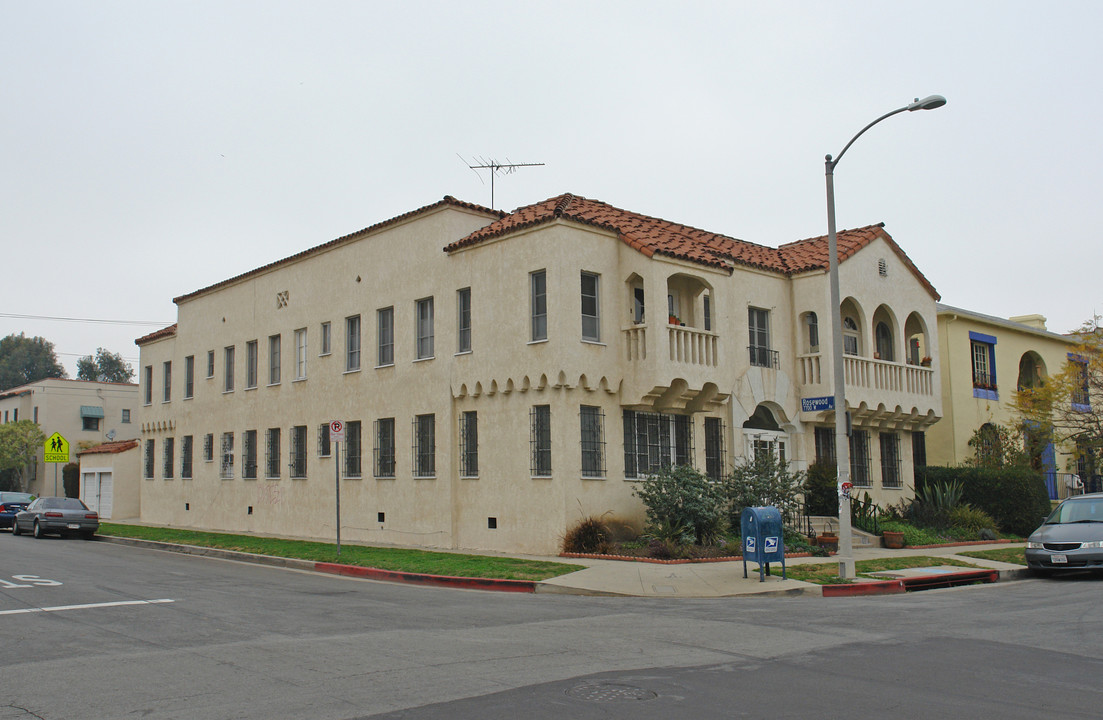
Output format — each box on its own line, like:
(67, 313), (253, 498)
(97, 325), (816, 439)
(11, 520), (20, 536)
(33, 520), (43, 539)
(82, 530), (96, 540)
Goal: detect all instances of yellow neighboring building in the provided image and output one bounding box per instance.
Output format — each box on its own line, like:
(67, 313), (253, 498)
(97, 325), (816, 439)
(929, 304), (1085, 498)
(137, 194), (943, 555)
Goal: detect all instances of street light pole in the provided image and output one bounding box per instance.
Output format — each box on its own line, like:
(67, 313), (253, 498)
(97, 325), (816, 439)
(825, 95), (945, 579)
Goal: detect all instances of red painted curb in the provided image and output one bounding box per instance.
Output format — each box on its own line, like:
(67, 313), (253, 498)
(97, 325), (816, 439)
(313, 562), (537, 593)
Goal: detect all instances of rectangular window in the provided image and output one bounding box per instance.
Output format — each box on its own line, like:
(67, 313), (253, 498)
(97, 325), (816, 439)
(243, 430), (258, 479)
(531, 270), (547, 341)
(121, 408), (131, 423)
(246, 340), (258, 389)
(290, 425), (307, 479)
(345, 420), (362, 478)
(416, 297), (435, 359)
(748, 307), (775, 368)
(162, 361), (172, 402)
(460, 411), (478, 477)
(320, 321), (332, 355)
(346, 315), (361, 371)
(163, 437), (174, 478)
(530, 405), (552, 476)
(294, 328), (307, 380)
(850, 429), (871, 487)
(581, 272), (600, 342)
(184, 355), (194, 399)
(912, 431), (927, 470)
(580, 405), (606, 478)
(969, 331), (997, 398)
(622, 410), (694, 478)
(704, 417), (724, 481)
(457, 288), (472, 353)
(374, 418), (396, 477)
(703, 294), (712, 332)
(880, 432), (901, 489)
(318, 423), (331, 457)
(413, 414), (436, 477)
(377, 307), (394, 366)
(203, 433), (214, 462)
(266, 428), (281, 479)
(207, 350), (215, 378)
(815, 426), (836, 464)
(224, 346), (235, 392)
(144, 439), (155, 479)
(220, 432), (234, 479)
(143, 365), (152, 405)
(971, 342), (993, 386)
(181, 435), (193, 479)
(83, 416), (100, 431)
(269, 334), (281, 385)
(1071, 355), (1091, 409)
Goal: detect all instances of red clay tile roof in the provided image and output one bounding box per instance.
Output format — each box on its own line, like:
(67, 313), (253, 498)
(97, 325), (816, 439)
(77, 439), (140, 456)
(135, 324), (178, 346)
(173, 196), (503, 305)
(446, 194), (939, 298)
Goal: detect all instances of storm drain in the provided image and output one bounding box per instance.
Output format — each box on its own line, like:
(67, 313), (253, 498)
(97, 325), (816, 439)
(566, 682), (658, 703)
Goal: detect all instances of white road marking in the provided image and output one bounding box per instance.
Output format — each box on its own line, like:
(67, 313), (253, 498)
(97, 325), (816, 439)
(0, 599), (175, 616)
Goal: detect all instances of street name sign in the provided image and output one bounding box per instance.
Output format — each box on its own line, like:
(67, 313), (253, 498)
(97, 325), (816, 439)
(801, 396), (835, 413)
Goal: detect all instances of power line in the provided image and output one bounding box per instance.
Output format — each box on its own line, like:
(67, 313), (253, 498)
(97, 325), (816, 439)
(0, 313), (172, 327)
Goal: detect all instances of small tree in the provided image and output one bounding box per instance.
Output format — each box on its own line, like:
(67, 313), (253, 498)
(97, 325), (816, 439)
(966, 422), (1030, 468)
(0, 420), (46, 492)
(76, 347), (135, 383)
(724, 452), (806, 529)
(632, 465), (727, 544)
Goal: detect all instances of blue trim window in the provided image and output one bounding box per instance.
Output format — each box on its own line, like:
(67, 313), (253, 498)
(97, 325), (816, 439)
(969, 331), (998, 400)
(1069, 353), (1091, 412)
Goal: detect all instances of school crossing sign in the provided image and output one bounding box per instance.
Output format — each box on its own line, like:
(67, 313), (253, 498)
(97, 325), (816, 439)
(44, 432), (70, 464)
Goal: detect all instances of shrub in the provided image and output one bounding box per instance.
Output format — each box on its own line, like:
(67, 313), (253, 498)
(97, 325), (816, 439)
(803, 460), (837, 516)
(917, 465), (1050, 537)
(908, 480), (964, 529)
(633, 465), (727, 545)
(949, 505), (998, 534)
(562, 516), (610, 554)
(724, 452), (806, 529)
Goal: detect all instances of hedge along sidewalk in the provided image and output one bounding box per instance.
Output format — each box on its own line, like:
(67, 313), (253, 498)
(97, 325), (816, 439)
(96, 523), (583, 582)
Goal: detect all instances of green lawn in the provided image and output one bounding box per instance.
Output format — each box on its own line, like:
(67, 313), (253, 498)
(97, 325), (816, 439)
(784, 555), (981, 585)
(956, 547), (1027, 566)
(98, 523), (583, 581)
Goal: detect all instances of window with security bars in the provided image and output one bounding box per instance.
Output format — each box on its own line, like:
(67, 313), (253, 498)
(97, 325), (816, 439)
(220, 432), (234, 479)
(203, 433), (214, 462)
(580, 406), (605, 477)
(374, 418), (395, 477)
(242, 430), (257, 479)
(181, 436), (193, 479)
(413, 414), (435, 477)
(345, 421), (362, 478)
(622, 410), (693, 478)
(880, 432), (901, 488)
(459, 411), (478, 477)
(162, 437), (174, 478)
(530, 405), (552, 476)
(290, 425), (307, 478)
(266, 428), (281, 478)
(850, 429), (871, 487)
(815, 426), (836, 464)
(144, 439), (155, 479)
(317, 423), (331, 457)
(704, 417), (724, 481)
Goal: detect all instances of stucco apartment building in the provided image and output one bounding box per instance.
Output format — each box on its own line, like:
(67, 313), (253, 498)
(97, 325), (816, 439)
(928, 304), (1087, 498)
(136, 194), (942, 554)
(0, 378), (139, 497)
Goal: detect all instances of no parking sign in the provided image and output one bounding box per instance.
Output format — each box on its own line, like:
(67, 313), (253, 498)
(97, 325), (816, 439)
(329, 420), (345, 442)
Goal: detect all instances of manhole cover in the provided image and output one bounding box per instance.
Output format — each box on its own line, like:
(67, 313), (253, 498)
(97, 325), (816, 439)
(566, 682), (657, 702)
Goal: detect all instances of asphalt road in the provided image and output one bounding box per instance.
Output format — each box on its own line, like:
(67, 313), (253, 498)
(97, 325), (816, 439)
(1, 533), (1101, 719)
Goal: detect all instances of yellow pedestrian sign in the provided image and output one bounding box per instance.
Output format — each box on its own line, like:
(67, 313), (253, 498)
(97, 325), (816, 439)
(44, 432), (70, 464)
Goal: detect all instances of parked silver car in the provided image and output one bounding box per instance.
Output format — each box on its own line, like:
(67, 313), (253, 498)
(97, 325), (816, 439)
(1026, 492), (1103, 574)
(12, 497), (99, 540)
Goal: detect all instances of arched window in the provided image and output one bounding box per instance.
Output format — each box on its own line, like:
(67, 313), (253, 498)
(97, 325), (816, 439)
(875, 322), (894, 361)
(805, 312), (819, 353)
(843, 317), (860, 356)
(742, 405), (787, 464)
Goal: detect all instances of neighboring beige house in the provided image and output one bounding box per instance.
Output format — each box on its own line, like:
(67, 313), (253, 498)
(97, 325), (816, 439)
(136, 194), (942, 555)
(928, 304), (1086, 498)
(0, 378), (139, 496)
(77, 439), (141, 519)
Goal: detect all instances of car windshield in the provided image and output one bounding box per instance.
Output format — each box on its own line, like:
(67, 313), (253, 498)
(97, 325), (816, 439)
(0, 492), (35, 503)
(1046, 498), (1103, 524)
(40, 497), (89, 511)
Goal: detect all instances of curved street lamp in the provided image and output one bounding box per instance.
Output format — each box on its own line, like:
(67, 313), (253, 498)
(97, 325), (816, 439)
(825, 95), (946, 579)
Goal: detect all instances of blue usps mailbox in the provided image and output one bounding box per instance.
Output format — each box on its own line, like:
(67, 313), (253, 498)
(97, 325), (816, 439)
(741, 506), (787, 582)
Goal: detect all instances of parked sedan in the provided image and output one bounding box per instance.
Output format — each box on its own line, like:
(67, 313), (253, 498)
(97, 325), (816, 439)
(12, 497), (99, 539)
(0, 492), (36, 530)
(1026, 492), (1103, 574)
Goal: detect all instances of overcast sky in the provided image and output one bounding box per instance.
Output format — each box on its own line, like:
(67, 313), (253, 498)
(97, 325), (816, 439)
(2, 1), (1100, 378)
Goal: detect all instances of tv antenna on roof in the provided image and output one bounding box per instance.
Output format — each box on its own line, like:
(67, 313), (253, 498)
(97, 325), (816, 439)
(459, 155), (545, 210)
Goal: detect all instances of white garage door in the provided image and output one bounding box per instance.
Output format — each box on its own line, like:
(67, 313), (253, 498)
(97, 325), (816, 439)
(80, 471), (114, 519)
